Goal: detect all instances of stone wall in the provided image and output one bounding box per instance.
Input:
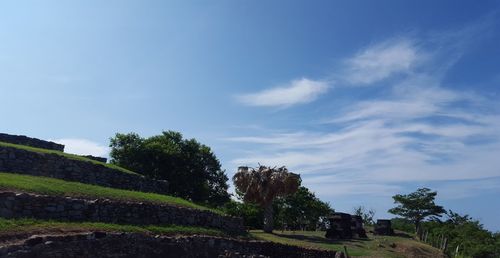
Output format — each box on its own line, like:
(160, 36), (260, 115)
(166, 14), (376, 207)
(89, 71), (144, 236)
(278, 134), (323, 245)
(0, 232), (343, 258)
(0, 133), (64, 152)
(0, 192), (244, 233)
(0, 146), (168, 195)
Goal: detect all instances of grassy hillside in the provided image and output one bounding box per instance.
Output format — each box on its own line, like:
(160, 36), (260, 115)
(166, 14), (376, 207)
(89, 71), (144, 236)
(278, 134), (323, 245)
(0, 141), (136, 175)
(0, 218), (229, 238)
(250, 230), (445, 258)
(0, 172), (221, 214)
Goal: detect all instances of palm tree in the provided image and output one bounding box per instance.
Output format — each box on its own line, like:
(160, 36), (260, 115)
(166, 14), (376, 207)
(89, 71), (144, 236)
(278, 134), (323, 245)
(233, 165), (301, 233)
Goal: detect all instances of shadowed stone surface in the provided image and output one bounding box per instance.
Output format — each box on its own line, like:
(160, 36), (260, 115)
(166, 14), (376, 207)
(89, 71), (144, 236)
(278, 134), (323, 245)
(0, 192), (244, 233)
(0, 232), (341, 258)
(0, 134), (64, 152)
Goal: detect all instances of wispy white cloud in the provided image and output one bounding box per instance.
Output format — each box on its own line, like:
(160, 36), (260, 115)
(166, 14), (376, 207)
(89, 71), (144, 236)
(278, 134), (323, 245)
(228, 31), (500, 199)
(343, 38), (421, 85)
(235, 78), (329, 107)
(229, 83), (500, 184)
(234, 22), (492, 108)
(52, 138), (109, 157)
(227, 18), (500, 213)
(234, 39), (421, 109)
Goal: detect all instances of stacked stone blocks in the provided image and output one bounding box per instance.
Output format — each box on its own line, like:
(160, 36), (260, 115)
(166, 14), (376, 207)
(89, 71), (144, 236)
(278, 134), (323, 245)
(0, 145), (169, 195)
(0, 192), (244, 233)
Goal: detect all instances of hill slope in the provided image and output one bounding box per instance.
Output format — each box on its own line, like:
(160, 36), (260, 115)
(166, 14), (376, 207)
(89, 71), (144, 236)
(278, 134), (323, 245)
(251, 230), (446, 258)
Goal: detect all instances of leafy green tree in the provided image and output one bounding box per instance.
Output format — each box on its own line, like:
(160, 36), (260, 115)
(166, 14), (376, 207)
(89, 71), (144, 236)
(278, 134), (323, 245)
(274, 186), (333, 230)
(391, 218), (415, 233)
(233, 166), (301, 233)
(223, 200), (264, 229)
(109, 131), (230, 206)
(352, 206), (376, 226)
(494, 232), (500, 257)
(388, 188), (445, 232)
(421, 210), (499, 257)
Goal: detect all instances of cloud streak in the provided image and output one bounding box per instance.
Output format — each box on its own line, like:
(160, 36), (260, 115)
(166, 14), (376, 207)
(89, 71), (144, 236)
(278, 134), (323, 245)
(230, 84), (500, 182)
(235, 39), (422, 108)
(228, 31), (500, 200)
(343, 38), (420, 85)
(236, 78), (329, 107)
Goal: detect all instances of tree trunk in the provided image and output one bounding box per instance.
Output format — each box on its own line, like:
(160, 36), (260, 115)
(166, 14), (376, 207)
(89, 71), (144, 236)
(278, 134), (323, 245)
(263, 202), (274, 233)
(415, 220), (420, 235)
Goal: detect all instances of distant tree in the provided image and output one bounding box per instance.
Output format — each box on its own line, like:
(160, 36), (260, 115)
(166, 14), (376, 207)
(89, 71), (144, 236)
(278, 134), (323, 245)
(422, 210), (499, 257)
(109, 131), (230, 206)
(352, 206), (376, 226)
(391, 218), (415, 233)
(233, 166), (300, 233)
(274, 186), (334, 230)
(445, 209), (472, 225)
(223, 200), (264, 229)
(388, 188), (445, 232)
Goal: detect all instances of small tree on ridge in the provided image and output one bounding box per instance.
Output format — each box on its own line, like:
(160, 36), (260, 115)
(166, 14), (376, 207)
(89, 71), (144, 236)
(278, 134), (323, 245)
(388, 187), (445, 232)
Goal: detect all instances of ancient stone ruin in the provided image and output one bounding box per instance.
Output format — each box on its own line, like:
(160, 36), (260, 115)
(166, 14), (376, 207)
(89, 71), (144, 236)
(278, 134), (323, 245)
(0, 139), (169, 194)
(374, 219), (395, 236)
(325, 212), (353, 239)
(0, 232), (344, 258)
(351, 215), (368, 238)
(0, 133), (344, 257)
(325, 212), (368, 239)
(0, 133), (64, 151)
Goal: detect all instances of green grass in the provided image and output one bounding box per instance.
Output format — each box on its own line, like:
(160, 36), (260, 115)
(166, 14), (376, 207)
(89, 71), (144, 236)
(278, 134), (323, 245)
(250, 230), (444, 257)
(0, 172), (223, 214)
(0, 217), (228, 237)
(0, 141), (136, 175)
(250, 230), (368, 256)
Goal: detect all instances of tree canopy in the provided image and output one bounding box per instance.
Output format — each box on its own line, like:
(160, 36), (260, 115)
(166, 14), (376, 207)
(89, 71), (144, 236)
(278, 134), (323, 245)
(392, 210), (500, 257)
(274, 186), (333, 230)
(109, 131), (230, 206)
(352, 206), (376, 226)
(388, 187), (445, 231)
(224, 186), (333, 231)
(233, 165), (300, 233)
(223, 200), (264, 229)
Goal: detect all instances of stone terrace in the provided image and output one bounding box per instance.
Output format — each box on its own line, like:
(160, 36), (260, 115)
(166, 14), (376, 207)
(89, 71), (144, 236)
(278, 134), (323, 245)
(0, 192), (244, 233)
(0, 232), (342, 258)
(0, 145), (169, 195)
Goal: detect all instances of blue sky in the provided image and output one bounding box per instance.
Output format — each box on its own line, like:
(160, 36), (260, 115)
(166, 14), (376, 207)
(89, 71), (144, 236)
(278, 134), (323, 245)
(1, 1), (500, 231)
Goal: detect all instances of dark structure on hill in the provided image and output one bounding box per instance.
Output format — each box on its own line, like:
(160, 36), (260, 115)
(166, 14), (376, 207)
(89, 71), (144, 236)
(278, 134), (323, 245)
(351, 215), (368, 238)
(325, 213), (368, 239)
(374, 219), (394, 235)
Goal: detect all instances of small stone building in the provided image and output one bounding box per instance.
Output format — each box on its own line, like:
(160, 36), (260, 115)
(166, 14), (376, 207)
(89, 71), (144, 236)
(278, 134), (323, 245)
(351, 215), (367, 238)
(374, 219), (394, 235)
(325, 212), (353, 239)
